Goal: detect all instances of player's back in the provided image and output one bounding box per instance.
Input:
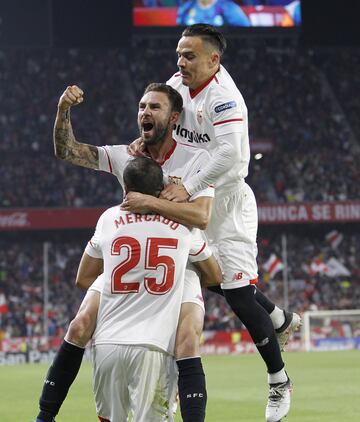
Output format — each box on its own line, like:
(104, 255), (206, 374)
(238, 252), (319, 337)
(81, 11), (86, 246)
(91, 206), (195, 355)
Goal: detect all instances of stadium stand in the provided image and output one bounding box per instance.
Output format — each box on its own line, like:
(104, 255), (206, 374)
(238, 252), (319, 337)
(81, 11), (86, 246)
(0, 43), (359, 343)
(0, 45), (359, 207)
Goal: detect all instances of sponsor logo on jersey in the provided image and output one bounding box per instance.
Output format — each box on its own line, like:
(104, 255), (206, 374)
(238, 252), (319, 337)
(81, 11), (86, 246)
(214, 100), (237, 113)
(174, 124), (210, 144)
(168, 175), (182, 185)
(232, 272), (243, 281)
(196, 108), (203, 124)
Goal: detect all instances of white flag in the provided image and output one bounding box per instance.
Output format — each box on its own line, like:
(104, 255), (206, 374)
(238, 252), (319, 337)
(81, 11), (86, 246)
(325, 257), (351, 277)
(263, 254), (283, 279)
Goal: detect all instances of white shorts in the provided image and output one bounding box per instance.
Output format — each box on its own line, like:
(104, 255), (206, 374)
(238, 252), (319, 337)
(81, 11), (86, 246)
(181, 265), (205, 312)
(206, 182), (259, 289)
(92, 344), (178, 422)
(89, 269), (205, 312)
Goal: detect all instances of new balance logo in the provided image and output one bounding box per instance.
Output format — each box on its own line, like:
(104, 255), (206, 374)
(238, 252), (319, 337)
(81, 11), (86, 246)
(44, 379), (56, 386)
(232, 272), (243, 280)
(186, 393), (204, 398)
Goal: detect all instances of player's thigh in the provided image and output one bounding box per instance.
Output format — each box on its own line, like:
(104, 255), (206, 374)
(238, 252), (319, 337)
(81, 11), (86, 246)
(92, 344), (129, 422)
(176, 273), (205, 358)
(76, 289), (101, 316)
(66, 289), (101, 344)
(210, 184), (259, 287)
(177, 302), (204, 338)
(128, 346), (177, 422)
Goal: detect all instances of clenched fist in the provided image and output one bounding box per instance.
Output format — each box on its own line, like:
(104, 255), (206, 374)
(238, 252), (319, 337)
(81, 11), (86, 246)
(58, 85), (84, 111)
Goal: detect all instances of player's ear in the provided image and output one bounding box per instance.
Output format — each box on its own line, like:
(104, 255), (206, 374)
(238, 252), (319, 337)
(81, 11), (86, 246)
(170, 111), (180, 125)
(210, 51), (220, 68)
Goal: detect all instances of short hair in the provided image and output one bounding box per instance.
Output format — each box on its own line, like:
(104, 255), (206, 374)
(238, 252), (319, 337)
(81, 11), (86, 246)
(182, 24), (227, 56)
(123, 157), (164, 197)
(143, 83), (183, 113)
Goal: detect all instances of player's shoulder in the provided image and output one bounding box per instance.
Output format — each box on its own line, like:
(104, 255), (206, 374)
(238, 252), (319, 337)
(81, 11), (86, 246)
(167, 72), (183, 89)
(99, 205), (122, 221)
(101, 144), (129, 154)
(209, 65), (244, 100)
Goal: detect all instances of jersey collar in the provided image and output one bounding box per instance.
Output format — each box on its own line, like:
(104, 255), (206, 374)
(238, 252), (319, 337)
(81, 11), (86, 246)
(158, 139), (177, 166)
(189, 68), (220, 99)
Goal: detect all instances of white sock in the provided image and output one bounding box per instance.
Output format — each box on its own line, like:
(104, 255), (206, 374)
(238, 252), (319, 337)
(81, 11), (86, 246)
(268, 368), (288, 385)
(269, 306), (285, 330)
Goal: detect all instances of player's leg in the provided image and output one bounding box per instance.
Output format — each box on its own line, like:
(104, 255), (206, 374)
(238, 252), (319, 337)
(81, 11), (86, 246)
(175, 267), (207, 422)
(128, 346), (177, 422)
(207, 187), (301, 352)
(36, 287), (101, 422)
(255, 287), (302, 351)
(92, 344), (129, 422)
(211, 184), (292, 421)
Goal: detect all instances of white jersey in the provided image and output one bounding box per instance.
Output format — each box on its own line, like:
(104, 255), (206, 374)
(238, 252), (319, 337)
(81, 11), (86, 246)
(98, 141), (214, 201)
(167, 64), (250, 196)
(86, 206), (212, 355)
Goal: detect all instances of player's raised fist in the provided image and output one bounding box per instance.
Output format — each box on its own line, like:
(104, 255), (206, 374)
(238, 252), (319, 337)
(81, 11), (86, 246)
(58, 85), (84, 111)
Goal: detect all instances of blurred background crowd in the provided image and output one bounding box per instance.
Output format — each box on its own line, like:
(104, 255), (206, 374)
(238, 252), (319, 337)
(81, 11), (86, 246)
(0, 35), (359, 340)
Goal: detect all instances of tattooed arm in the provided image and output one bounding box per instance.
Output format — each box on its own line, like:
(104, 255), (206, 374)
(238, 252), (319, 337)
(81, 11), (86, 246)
(54, 85), (99, 169)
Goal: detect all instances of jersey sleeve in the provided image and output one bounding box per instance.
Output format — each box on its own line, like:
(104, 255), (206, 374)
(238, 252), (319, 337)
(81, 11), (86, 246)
(188, 229), (213, 263)
(84, 211), (106, 259)
(183, 87), (246, 195)
(97, 145), (132, 182)
(209, 85), (246, 137)
(184, 149), (215, 201)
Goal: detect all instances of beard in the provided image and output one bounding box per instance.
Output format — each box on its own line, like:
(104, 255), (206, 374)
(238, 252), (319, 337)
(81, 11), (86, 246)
(139, 117), (170, 146)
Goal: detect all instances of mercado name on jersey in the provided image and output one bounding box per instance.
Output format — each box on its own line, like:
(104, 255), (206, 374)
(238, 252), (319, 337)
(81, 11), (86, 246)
(167, 64), (249, 153)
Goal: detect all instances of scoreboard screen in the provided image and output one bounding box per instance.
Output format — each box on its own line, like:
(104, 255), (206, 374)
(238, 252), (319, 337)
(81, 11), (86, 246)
(133, 1), (301, 27)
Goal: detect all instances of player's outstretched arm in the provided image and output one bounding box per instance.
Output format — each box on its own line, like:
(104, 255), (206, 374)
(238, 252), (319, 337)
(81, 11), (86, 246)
(54, 85), (99, 169)
(121, 193), (212, 230)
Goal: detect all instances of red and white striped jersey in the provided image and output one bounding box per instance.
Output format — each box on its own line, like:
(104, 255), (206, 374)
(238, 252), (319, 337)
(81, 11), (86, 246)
(98, 141), (214, 201)
(86, 207), (211, 355)
(167, 64), (250, 195)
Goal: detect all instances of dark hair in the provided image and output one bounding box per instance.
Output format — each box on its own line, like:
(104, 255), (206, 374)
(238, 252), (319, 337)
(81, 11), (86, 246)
(182, 24), (227, 56)
(143, 83), (183, 113)
(123, 157), (163, 197)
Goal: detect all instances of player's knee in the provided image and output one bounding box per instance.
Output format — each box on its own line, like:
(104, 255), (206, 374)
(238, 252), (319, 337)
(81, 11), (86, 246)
(175, 324), (202, 359)
(224, 285), (256, 315)
(176, 333), (199, 359)
(66, 313), (94, 347)
(176, 303), (204, 359)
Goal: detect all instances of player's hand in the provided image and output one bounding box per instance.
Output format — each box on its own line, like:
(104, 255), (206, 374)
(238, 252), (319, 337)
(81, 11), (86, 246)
(121, 192), (153, 214)
(160, 184), (190, 202)
(58, 85), (84, 111)
(127, 138), (149, 157)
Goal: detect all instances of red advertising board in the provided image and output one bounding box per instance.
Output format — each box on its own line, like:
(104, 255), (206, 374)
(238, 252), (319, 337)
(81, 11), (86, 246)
(0, 208), (106, 231)
(0, 201), (360, 231)
(258, 201), (360, 224)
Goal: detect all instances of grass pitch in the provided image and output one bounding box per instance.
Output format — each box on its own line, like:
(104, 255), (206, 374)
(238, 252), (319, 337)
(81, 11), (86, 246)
(0, 350), (359, 421)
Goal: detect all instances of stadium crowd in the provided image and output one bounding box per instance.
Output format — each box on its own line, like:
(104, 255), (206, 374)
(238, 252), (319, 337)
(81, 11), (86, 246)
(1, 229), (359, 338)
(1, 40), (359, 341)
(0, 43), (359, 207)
